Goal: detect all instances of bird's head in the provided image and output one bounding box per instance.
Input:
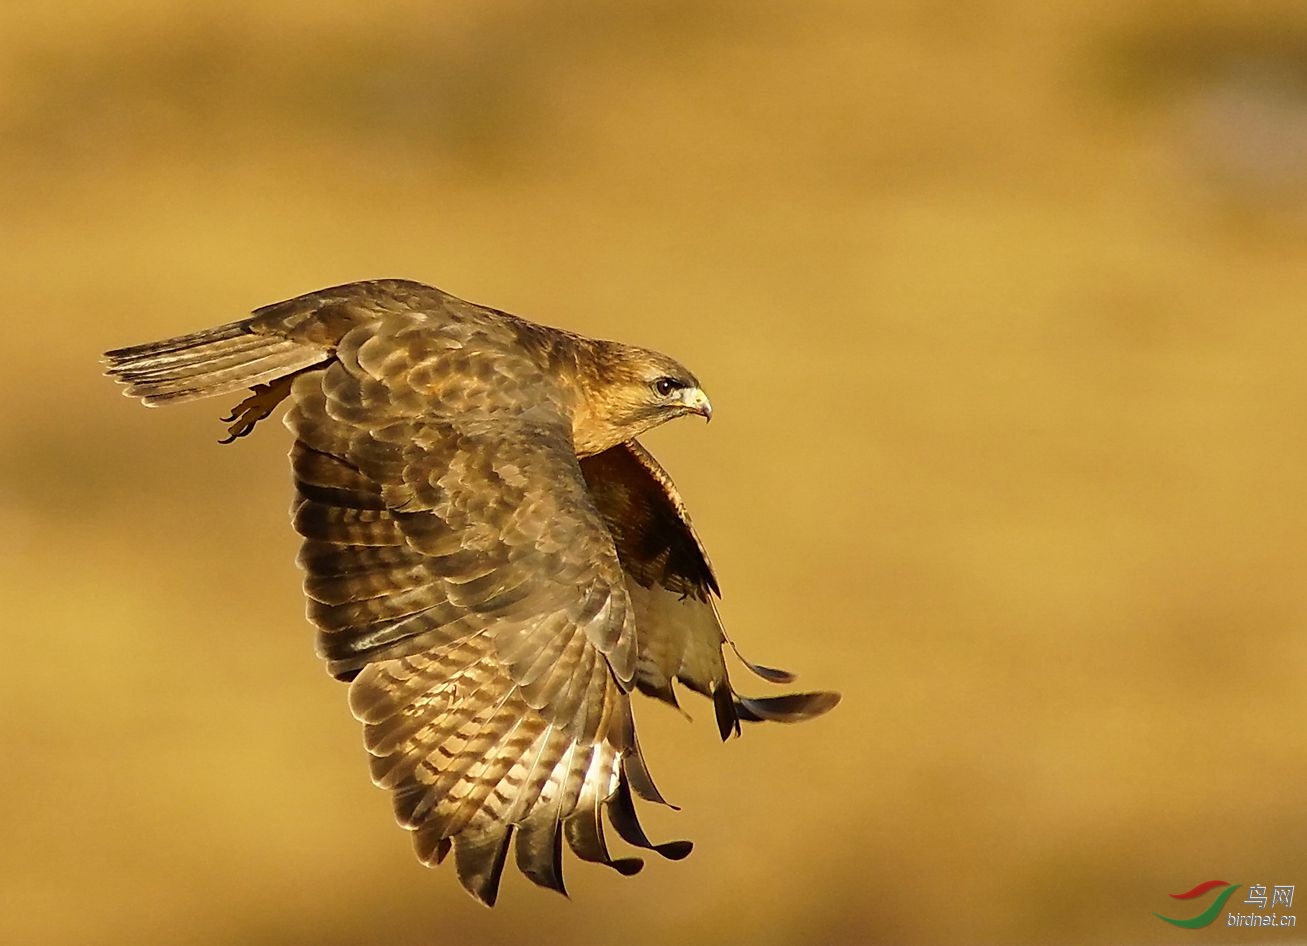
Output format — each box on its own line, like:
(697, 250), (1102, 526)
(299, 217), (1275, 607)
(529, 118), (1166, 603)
(571, 341), (712, 456)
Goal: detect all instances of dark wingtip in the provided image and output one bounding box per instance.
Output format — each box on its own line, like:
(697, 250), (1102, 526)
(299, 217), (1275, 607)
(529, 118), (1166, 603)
(515, 818), (567, 897)
(743, 662), (796, 684)
(454, 827), (514, 908)
(607, 772), (692, 861)
(726, 638), (797, 684)
(657, 840), (693, 861)
(713, 684), (742, 741)
(433, 837), (452, 865)
(735, 691), (841, 724)
(611, 857), (645, 876)
(563, 805), (647, 878)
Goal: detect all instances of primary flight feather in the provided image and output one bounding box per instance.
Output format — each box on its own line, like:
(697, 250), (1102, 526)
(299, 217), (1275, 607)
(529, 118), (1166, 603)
(104, 279), (838, 905)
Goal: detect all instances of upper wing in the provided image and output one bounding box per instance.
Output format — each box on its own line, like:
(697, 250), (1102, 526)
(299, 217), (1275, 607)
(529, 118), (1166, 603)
(579, 440), (840, 739)
(102, 279), (497, 439)
(287, 316), (686, 905)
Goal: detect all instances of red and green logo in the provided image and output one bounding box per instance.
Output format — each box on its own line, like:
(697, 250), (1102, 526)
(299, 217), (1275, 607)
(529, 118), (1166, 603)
(1155, 880), (1242, 929)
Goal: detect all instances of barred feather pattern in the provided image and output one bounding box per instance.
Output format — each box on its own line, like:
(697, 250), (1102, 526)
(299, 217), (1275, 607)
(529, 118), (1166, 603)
(284, 321), (686, 905)
(103, 279), (839, 906)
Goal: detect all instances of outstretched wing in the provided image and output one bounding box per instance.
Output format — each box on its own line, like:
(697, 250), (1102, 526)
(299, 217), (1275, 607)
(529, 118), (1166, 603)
(579, 441), (840, 739)
(287, 315), (686, 906)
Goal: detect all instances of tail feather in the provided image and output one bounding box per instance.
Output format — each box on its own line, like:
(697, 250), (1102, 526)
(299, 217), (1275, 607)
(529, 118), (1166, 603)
(104, 319), (329, 405)
(111, 332), (274, 377)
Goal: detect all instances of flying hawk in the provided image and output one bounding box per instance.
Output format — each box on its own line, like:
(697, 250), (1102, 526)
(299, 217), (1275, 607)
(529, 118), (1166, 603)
(104, 279), (838, 905)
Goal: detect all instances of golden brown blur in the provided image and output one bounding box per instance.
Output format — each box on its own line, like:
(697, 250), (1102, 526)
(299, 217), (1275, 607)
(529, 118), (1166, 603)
(5, 2), (1307, 944)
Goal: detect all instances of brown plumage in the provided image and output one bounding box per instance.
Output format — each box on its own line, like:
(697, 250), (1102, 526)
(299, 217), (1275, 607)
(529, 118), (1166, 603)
(104, 279), (839, 906)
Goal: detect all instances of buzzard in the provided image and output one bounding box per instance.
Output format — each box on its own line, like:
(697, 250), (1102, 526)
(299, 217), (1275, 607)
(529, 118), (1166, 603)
(104, 279), (838, 905)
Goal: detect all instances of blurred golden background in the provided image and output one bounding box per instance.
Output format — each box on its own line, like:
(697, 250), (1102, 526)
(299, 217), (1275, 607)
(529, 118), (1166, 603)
(4, 2), (1306, 943)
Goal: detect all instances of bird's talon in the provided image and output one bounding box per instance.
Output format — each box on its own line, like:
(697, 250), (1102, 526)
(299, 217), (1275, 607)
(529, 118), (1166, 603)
(217, 378), (294, 445)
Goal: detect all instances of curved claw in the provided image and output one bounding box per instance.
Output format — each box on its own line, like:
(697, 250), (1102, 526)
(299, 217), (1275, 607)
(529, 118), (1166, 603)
(217, 376), (296, 445)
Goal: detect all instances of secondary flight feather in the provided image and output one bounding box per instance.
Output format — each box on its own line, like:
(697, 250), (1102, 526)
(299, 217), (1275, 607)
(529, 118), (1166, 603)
(104, 279), (838, 905)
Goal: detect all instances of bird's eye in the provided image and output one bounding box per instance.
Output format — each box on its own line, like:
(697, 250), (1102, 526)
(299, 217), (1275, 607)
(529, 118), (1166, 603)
(653, 377), (680, 397)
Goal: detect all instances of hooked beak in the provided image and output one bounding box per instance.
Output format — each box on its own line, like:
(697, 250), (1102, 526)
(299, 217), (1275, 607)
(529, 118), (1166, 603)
(680, 386), (713, 422)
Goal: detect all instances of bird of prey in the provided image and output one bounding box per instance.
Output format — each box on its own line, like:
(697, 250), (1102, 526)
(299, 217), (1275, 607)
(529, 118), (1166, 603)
(104, 279), (838, 905)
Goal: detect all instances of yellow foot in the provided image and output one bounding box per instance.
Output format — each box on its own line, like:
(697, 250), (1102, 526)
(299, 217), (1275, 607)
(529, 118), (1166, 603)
(219, 375), (294, 444)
